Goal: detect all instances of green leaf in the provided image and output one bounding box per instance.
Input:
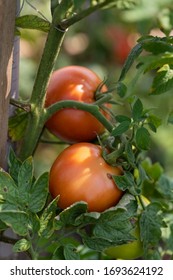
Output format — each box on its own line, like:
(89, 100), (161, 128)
(8, 147), (22, 184)
(39, 198), (58, 238)
(28, 172), (49, 213)
(59, 202), (88, 226)
(82, 235), (114, 251)
(18, 157), (34, 191)
(140, 203), (165, 254)
(113, 171), (141, 195)
(119, 43), (143, 81)
(64, 244), (80, 260)
(111, 121), (130, 137)
(136, 127), (150, 150)
(141, 38), (173, 55)
(74, 211), (100, 227)
(116, 193), (138, 216)
(132, 98), (143, 121)
(0, 171), (18, 204)
(15, 15), (50, 32)
(156, 175), (173, 200)
(115, 114), (131, 123)
(147, 114), (162, 132)
(8, 110), (28, 141)
(116, 82), (127, 97)
(150, 64), (173, 95)
(93, 208), (135, 244)
(125, 142), (136, 167)
(137, 53), (173, 73)
(0, 219), (8, 231)
(13, 239), (30, 253)
(17, 157), (34, 207)
(0, 210), (29, 236)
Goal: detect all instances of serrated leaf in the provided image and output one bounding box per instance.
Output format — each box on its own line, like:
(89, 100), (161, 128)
(113, 171), (141, 195)
(111, 121), (130, 137)
(28, 172), (49, 213)
(0, 171), (18, 204)
(116, 193), (138, 216)
(17, 157), (34, 207)
(132, 98), (143, 121)
(82, 235), (113, 251)
(8, 110), (28, 141)
(39, 198), (58, 238)
(13, 239), (30, 253)
(93, 208), (135, 244)
(15, 15), (50, 32)
(136, 127), (150, 150)
(28, 213), (40, 233)
(18, 157), (34, 191)
(140, 203), (165, 253)
(156, 175), (173, 200)
(8, 147), (22, 184)
(59, 202), (88, 226)
(75, 211), (100, 226)
(0, 210), (29, 236)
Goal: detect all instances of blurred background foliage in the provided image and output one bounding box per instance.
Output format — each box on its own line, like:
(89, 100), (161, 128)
(18, 0), (173, 177)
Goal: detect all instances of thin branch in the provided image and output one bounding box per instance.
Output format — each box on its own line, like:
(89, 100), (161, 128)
(10, 98), (31, 112)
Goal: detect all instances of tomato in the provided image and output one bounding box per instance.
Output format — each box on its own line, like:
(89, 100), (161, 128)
(49, 142), (123, 212)
(45, 66), (109, 143)
(104, 196), (150, 259)
(104, 223), (143, 260)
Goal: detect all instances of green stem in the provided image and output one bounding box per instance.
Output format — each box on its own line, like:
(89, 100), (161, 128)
(45, 100), (114, 133)
(10, 98), (31, 112)
(19, 10), (67, 160)
(60, 0), (118, 29)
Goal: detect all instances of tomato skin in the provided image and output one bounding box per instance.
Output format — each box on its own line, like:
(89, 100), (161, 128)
(104, 224), (143, 260)
(45, 66), (109, 143)
(49, 143), (123, 212)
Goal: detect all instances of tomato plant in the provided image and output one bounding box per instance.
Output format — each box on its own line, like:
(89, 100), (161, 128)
(45, 66), (110, 143)
(49, 142), (123, 212)
(1, 0), (173, 261)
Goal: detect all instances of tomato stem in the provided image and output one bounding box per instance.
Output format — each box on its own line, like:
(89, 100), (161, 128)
(60, 0), (118, 29)
(19, 5), (67, 160)
(137, 195), (146, 211)
(45, 100), (114, 133)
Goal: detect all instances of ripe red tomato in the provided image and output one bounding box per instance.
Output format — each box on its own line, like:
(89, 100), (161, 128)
(49, 142), (123, 212)
(45, 66), (109, 143)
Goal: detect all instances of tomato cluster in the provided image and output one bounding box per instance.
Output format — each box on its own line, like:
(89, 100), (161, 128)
(46, 65), (146, 260)
(46, 65), (123, 212)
